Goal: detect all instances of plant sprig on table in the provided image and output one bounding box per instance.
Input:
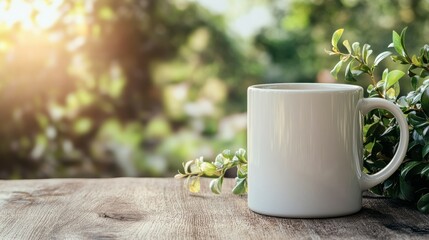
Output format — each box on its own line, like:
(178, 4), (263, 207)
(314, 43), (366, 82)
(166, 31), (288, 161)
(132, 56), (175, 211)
(326, 28), (429, 213)
(174, 148), (248, 195)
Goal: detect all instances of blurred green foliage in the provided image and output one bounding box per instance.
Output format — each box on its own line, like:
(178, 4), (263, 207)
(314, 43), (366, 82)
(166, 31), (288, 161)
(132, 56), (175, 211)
(0, 0), (256, 178)
(1, 0), (429, 178)
(257, 0), (429, 84)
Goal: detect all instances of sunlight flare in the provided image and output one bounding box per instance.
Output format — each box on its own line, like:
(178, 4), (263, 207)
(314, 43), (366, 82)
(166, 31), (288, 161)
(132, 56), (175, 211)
(0, 0), (63, 30)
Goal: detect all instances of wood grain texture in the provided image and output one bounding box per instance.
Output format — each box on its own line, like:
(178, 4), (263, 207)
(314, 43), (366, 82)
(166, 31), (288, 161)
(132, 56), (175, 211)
(0, 178), (428, 239)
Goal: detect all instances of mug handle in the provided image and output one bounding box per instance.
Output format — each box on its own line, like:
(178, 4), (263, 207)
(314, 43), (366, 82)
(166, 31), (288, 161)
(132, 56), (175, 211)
(355, 98), (409, 191)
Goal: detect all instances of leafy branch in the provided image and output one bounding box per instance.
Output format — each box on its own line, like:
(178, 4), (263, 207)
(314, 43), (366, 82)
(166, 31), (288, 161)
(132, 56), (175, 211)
(327, 27), (429, 213)
(174, 148), (248, 195)
(327, 28), (402, 100)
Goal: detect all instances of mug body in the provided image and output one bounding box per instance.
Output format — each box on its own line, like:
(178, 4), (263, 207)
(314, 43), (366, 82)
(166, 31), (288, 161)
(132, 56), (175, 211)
(247, 83), (364, 218)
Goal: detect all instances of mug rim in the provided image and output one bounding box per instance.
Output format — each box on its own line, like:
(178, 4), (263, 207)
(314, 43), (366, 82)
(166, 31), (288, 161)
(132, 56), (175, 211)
(248, 83), (362, 92)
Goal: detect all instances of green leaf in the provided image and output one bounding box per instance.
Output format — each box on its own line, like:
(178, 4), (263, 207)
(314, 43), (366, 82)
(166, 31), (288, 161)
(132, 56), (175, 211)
(411, 55), (422, 67)
(421, 86), (429, 116)
(209, 176), (223, 194)
(393, 81), (401, 98)
(232, 177), (247, 195)
(400, 27), (409, 58)
(343, 40), (352, 53)
(366, 50), (373, 63)
(417, 193), (429, 213)
(397, 96), (409, 108)
(367, 84), (374, 93)
(423, 144), (429, 158)
(200, 162), (219, 177)
(408, 111), (427, 128)
(411, 93), (423, 105)
(364, 140), (375, 153)
(411, 76), (418, 90)
(412, 129), (425, 145)
(383, 179), (394, 191)
(401, 161), (423, 178)
(408, 139), (420, 151)
(422, 44), (429, 64)
(188, 176), (201, 193)
(237, 164), (247, 178)
(183, 159), (194, 174)
(352, 42), (361, 56)
(351, 69), (364, 76)
(393, 30), (405, 57)
(331, 29), (344, 50)
(381, 68), (389, 82)
(222, 149), (234, 159)
(345, 61), (357, 82)
(235, 148), (247, 163)
(383, 179), (399, 197)
(362, 44), (369, 60)
(423, 126), (429, 142)
(399, 177), (415, 201)
(215, 151), (233, 167)
(421, 165), (429, 178)
(330, 61), (343, 79)
(362, 44), (371, 63)
(380, 125), (395, 136)
(374, 51), (392, 66)
(384, 70), (405, 90)
(385, 83), (399, 100)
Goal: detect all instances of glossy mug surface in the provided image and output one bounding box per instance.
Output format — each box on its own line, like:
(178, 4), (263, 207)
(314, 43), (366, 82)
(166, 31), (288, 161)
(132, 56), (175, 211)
(247, 83), (409, 218)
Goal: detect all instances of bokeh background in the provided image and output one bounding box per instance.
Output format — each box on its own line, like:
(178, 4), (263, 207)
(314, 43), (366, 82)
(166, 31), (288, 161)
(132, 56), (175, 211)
(1, 0), (429, 178)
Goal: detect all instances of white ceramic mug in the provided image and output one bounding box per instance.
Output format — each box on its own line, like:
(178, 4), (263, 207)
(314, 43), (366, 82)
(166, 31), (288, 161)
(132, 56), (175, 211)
(247, 83), (409, 218)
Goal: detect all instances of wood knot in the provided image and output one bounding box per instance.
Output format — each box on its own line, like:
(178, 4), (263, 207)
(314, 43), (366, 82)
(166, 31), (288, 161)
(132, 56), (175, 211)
(98, 212), (143, 221)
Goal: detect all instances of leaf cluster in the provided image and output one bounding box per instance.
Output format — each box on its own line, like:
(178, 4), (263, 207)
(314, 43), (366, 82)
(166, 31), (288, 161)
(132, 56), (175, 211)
(328, 28), (429, 213)
(175, 149), (247, 195)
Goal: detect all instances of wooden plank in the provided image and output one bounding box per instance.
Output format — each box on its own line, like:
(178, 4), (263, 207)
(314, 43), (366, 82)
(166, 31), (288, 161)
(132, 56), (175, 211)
(0, 178), (428, 239)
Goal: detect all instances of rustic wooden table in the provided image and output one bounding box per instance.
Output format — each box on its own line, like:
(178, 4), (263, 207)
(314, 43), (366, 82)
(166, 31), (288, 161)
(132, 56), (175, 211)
(0, 178), (428, 239)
